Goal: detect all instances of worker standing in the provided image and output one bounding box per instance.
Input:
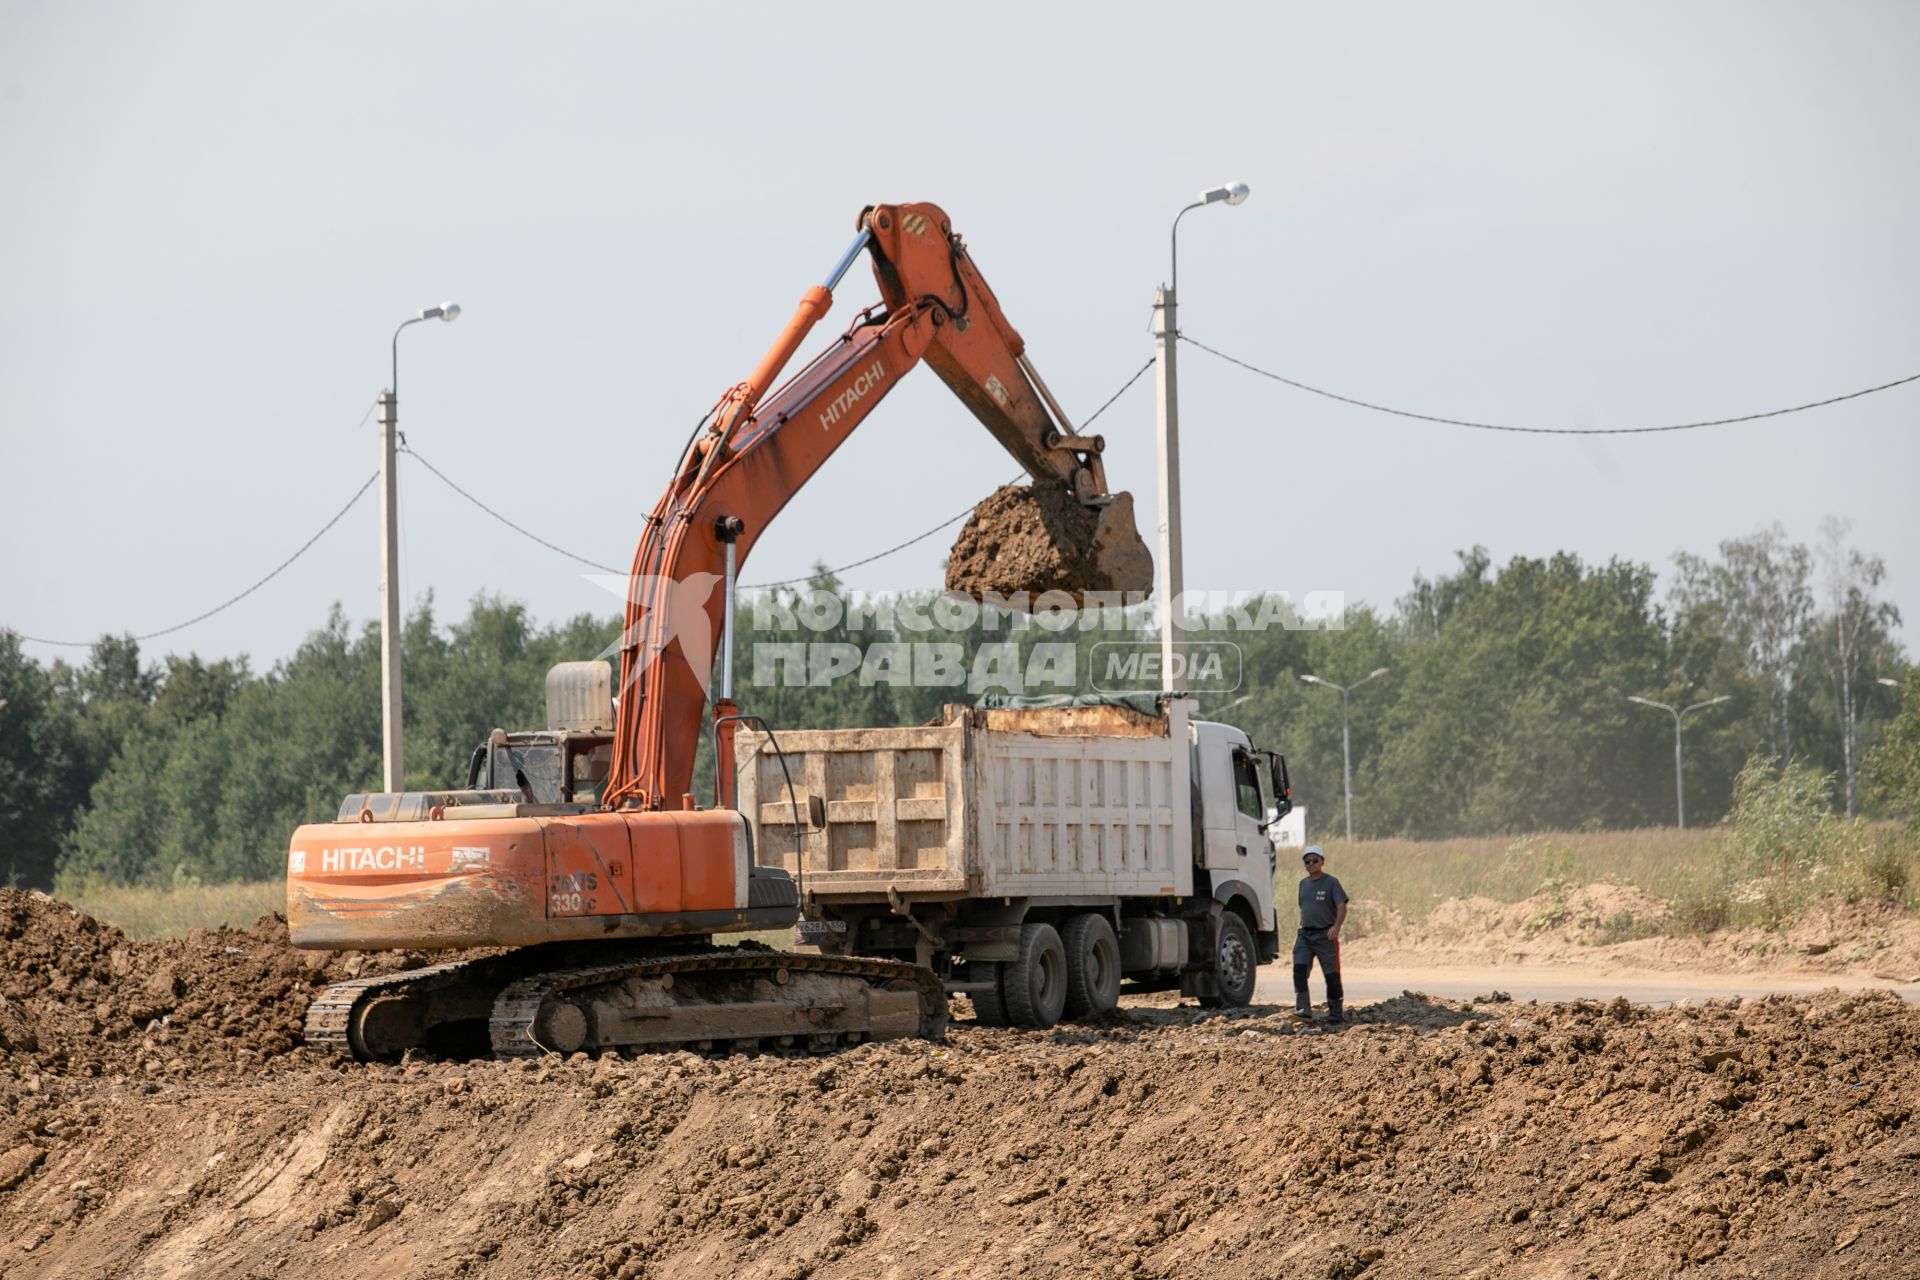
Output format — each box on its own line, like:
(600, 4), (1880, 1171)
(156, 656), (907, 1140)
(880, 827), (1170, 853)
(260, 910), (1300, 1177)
(1293, 845), (1349, 1024)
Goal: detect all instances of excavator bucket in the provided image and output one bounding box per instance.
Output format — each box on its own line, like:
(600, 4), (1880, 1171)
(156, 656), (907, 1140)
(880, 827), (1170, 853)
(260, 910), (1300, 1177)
(1086, 491), (1155, 597)
(945, 484), (1155, 605)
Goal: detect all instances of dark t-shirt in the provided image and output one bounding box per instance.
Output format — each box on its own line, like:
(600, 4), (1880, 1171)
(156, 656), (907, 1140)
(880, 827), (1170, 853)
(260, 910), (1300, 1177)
(1298, 874), (1348, 930)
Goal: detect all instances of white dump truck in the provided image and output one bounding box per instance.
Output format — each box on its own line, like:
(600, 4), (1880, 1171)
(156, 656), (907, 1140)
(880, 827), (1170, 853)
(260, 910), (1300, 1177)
(735, 697), (1292, 1028)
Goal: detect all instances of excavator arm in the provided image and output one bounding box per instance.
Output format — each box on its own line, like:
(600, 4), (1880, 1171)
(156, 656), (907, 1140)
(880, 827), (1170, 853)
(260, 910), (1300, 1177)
(604, 202), (1148, 810)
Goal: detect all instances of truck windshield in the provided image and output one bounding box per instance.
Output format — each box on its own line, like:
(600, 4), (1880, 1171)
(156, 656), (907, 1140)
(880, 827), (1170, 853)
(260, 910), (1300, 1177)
(1232, 750), (1263, 821)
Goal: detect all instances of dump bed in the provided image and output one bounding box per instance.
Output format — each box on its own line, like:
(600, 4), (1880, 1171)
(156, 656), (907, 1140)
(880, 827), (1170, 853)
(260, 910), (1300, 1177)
(735, 701), (1193, 903)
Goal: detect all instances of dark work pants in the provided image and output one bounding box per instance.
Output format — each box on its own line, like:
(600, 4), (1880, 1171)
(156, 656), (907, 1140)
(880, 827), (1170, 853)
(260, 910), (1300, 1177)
(1292, 927), (1342, 1007)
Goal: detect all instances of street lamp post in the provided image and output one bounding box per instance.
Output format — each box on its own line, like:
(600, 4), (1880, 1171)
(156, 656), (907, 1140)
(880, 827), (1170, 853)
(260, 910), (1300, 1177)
(1156, 181), (1248, 693)
(378, 302), (461, 793)
(1627, 694), (1730, 829)
(1299, 667), (1389, 839)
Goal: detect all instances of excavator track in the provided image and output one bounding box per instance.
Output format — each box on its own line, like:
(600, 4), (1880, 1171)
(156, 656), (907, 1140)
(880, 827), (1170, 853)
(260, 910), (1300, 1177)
(304, 953), (533, 1062)
(488, 950), (947, 1058)
(305, 947), (945, 1062)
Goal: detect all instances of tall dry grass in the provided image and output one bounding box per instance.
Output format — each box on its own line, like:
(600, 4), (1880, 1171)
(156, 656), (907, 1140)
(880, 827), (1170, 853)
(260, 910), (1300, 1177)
(1310, 817), (1916, 935)
(1311, 827), (1713, 921)
(65, 881), (284, 940)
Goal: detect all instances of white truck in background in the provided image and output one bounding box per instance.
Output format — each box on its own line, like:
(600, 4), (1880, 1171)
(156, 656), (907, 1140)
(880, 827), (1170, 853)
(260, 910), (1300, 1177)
(1268, 805), (1308, 853)
(735, 697), (1292, 1028)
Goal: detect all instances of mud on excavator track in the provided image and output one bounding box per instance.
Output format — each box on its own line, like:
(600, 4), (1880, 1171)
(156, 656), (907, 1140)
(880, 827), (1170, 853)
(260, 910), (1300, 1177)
(306, 945), (947, 1062)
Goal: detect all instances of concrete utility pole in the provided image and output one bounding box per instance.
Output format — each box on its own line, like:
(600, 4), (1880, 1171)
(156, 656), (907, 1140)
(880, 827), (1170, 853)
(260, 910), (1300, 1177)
(1156, 182), (1248, 692)
(1300, 667), (1388, 839)
(1627, 694), (1730, 829)
(380, 302), (461, 793)
(1152, 287), (1184, 692)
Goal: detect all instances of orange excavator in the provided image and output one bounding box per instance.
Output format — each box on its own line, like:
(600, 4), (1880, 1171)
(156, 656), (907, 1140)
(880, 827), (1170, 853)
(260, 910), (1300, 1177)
(287, 202), (1152, 1060)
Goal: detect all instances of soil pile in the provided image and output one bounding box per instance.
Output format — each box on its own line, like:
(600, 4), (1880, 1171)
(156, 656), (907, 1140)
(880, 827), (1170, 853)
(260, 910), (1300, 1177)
(3, 956), (1916, 1277)
(1352, 884), (1920, 980)
(0, 889), (420, 1079)
(945, 484), (1153, 603)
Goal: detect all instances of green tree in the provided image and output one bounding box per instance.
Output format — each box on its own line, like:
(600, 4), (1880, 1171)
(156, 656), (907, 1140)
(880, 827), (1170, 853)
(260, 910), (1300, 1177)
(1369, 550), (1676, 836)
(1673, 524), (1812, 760)
(0, 632), (90, 886)
(1810, 518), (1903, 818)
(1866, 671), (1920, 827)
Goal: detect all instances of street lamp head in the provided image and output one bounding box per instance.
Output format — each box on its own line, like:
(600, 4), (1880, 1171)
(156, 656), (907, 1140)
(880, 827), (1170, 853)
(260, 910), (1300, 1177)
(1201, 181), (1251, 206)
(1299, 674), (1322, 686)
(419, 302), (461, 322)
(1880, 677), (1903, 688)
(1369, 667), (1390, 680)
(1626, 696), (1656, 707)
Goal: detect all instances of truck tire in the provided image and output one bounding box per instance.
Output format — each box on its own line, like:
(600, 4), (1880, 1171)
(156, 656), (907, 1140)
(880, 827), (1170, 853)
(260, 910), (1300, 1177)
(1062, 913), (1122, 1017)
(1002, 923), (1068, 1029)
(970, 961), (1010, 1027)
(1200, 912), (1258, 1008)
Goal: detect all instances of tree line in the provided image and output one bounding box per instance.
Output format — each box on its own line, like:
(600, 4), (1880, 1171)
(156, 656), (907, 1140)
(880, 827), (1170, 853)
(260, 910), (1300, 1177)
(2, 519), (1913, 889)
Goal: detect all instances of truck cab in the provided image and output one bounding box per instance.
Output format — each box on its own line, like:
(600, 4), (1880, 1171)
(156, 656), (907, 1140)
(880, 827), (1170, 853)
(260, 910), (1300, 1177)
(1191, 717), (1290, 955)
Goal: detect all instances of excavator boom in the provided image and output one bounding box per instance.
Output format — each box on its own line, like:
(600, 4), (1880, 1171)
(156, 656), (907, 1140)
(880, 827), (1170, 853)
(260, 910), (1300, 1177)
(606, 202), (1150, 810)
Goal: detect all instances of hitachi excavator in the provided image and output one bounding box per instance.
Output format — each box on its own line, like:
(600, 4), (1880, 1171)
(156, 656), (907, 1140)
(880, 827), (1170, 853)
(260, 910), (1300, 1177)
(287, 202), (1153, 1060)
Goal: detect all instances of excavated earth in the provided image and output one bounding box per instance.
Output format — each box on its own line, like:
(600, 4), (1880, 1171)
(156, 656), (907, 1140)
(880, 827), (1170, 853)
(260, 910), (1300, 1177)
(945, 483), (1153, 604)
(4, 889), (1919, 1279)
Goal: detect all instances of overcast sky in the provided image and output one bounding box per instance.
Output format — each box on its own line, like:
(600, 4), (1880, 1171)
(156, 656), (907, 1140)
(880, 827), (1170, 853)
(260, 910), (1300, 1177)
(3, 2), (1915, 671)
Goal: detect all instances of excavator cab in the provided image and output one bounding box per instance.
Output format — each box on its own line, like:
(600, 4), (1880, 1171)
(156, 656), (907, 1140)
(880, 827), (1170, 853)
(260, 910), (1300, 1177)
(464, 731), (613, 806)
(459, 661), (616, 804)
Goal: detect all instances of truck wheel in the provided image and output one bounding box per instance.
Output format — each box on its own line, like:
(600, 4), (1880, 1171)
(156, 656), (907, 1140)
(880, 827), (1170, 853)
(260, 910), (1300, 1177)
(1062, 913), (1122, 1017)
(970, 961), (1010, 1027)
(1200, 913), (1258, 1008)
(1003, 923), (1068, 1029)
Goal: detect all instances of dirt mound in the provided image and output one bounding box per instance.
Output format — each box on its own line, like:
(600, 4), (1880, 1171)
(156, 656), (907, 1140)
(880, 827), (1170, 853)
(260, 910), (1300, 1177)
(1354, 884), (1920, 979)
(945, 484), (1153, 603)
(0, 889), (420, 1079)
(3, 987), (1915, 1278)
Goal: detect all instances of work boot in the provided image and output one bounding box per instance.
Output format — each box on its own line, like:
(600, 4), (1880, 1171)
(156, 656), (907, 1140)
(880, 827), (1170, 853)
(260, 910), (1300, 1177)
(1326, 999), (1346, 1025)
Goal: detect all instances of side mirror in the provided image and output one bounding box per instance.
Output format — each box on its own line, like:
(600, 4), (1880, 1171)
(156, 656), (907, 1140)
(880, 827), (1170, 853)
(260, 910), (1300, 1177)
(1259, 751), (1293, 829)
(807, 794), (826, 831)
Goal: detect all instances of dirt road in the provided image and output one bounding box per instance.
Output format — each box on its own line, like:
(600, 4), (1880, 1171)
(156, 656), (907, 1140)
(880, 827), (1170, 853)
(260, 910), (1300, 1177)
(1271, 964), (1920, 1008)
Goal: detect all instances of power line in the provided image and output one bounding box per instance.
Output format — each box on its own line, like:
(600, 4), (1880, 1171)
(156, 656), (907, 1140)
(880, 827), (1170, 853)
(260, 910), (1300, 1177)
(743, 357), (1158, 589)
(1181, 334), (1920, 436)
(742, 488), (1012, 590)
(401, 446), (623, 574)
(1076, 357), (1156, 432)
(12, 471), (379, 649)
(13, 356), (1160, 651)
